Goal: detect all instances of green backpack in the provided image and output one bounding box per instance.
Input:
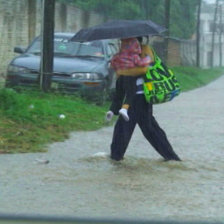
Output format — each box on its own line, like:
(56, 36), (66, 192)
(143, 49), (181, 104)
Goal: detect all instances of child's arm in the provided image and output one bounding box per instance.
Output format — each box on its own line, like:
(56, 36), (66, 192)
(133, 44), (155, 66)
(116, 67), (148, 76)
(133, 55), (152, 67)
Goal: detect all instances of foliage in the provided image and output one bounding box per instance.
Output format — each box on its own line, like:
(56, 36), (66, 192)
(173, 66), (224, 91)
(57, 0), (199, 39)
(169, 0), (199, 39)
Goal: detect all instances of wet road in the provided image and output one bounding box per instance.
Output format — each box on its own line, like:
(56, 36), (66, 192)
(0, 76), (224, 222)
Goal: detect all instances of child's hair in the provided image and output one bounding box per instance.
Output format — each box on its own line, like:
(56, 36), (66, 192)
(136, 36), (143, 44)
(137, 36), (150, 44)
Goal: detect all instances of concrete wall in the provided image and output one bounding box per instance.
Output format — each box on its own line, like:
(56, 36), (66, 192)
(0, 0), (28, 78)
(0, 0), (104, 80)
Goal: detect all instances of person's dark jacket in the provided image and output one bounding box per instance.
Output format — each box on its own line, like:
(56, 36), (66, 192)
(109, 76), (125, 115)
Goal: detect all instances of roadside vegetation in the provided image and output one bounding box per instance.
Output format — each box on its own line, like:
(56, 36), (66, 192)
(0, 66), (223, 154)
(173, 66), (224, 91)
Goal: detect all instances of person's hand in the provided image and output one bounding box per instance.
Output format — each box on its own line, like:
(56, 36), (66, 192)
(105, 111), (114, 121)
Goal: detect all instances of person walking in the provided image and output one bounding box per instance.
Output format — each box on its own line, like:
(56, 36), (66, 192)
(106, 37), (181, 161)
(110, 37), (152, 121)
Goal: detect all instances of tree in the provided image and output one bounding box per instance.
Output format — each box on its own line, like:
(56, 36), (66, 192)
(57, 0), (199, 40)
(169, 0), (198, 39)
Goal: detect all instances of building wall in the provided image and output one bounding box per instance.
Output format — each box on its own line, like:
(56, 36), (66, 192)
(0, 0), (28, 78)
(180, 40), (196, 66)
(0, 0), (104, 80)
(200, 33), (224, 68)
(199, 6), (224, 68)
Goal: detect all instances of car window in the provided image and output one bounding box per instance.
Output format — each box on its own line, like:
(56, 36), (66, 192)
(73, 41), (104, 57)
(26, 37), (105, 58)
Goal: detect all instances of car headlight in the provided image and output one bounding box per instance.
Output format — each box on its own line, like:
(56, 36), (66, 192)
(8, 65), (30, 73)
(71, 73), (101, 80)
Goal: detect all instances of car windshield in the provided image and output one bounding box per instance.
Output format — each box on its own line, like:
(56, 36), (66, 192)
(27, 37), (105, 58)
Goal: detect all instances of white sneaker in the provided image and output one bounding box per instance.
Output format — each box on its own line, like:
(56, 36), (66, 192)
(119, 108), (129, 121)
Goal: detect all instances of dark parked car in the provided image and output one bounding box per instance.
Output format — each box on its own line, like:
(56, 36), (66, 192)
(6, 32), (118, 104)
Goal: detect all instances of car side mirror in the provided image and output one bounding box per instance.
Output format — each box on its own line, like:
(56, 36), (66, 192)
(14, 46), (26, 54)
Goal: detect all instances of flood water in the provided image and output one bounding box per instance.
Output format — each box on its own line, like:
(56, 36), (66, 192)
(0, 76), (224, 222)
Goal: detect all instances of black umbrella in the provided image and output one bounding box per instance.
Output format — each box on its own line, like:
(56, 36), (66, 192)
(71, 19), (166, 42)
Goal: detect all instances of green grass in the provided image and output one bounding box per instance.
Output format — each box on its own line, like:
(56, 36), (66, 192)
(172, 66), (224, 91)
(0, 66), (224, 153)
(0, 89), (109, 153)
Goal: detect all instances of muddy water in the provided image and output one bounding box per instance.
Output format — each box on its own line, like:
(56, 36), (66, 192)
(0, 76), (224, 222)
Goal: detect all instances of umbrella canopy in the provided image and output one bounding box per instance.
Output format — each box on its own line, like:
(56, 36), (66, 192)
(71, 19), (166, 42)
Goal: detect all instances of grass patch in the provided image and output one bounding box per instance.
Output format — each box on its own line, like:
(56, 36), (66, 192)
(0, 66), (224, 153)
(172, 66), (224, 91)
(0, 89), (109, 153)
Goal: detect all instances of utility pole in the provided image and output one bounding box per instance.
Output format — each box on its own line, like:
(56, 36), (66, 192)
(40, 0), (55, 92)
(219, 3), (223, 66)
(164, 0), (171, 63)
(196, 0), (202, 67)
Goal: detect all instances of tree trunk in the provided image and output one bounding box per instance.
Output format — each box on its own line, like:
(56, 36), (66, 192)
(196, 0), (202, 67)
(211, 0), (219, 67)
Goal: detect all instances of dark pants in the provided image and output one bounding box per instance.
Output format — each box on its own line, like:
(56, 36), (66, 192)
(110, 94), (181, 161)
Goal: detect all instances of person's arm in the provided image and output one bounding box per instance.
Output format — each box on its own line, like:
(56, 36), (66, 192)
(109, 76), (125, 115)
(116, 67), (148, 76)
(133, 54), (152, 67)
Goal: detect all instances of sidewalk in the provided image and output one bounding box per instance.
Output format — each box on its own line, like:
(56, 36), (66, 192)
(0, 75), (223, 221)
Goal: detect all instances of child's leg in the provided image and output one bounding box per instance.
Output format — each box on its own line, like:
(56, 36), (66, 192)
(119, 108), (129, 121)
